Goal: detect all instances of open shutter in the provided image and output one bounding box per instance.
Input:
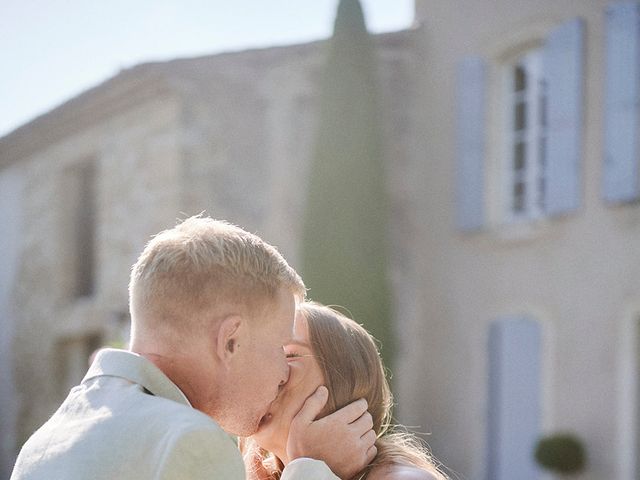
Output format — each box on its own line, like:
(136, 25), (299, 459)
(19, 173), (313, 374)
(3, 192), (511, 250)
(543, 18), (585, 216)
(455, 56), (486, 231)
(603, 2), (640, 204)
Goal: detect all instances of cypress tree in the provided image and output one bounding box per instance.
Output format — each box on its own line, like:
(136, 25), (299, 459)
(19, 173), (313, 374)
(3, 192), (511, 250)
(301, 0), (395, 365)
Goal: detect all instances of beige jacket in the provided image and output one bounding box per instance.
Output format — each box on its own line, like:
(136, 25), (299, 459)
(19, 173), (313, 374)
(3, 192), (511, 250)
(10, 349), (338, 479)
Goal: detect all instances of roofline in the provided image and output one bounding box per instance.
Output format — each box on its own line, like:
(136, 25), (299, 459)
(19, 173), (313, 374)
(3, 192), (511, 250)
(0, 28), (416, 168)
(0, 68), (177, 168)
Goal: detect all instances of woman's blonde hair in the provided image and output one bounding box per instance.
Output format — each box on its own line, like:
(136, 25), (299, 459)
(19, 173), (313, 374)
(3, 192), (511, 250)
(244, 301), (447, 480)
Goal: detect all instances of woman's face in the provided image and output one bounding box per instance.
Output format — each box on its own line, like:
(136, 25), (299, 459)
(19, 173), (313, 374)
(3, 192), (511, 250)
(251, 310), (325, 460)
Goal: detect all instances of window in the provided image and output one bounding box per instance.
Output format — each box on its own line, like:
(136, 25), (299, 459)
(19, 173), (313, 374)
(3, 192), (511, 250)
(67, 161), (97, 298)
(55, 333), (102, 398)
(505, 49), (547, 222)
(455, 18), (584, 232)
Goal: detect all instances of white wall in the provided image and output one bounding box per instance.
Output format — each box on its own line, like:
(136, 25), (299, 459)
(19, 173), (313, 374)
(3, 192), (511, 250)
(409, 1), (630, 479)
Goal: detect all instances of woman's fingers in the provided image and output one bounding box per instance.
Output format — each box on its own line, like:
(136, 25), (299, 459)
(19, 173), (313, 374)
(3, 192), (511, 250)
(330, 397), (368, 424)
(291, 386), (329, 426)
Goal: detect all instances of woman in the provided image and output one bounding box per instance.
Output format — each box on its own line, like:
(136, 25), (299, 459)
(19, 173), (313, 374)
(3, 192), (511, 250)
(243, 301), (448, 480)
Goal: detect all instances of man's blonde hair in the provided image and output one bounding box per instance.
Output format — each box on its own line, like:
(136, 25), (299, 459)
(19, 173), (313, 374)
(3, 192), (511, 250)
(129, 216), (305, 339)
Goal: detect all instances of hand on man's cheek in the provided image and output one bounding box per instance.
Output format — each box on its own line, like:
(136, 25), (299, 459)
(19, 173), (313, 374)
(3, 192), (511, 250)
(286, 387), (377, 478)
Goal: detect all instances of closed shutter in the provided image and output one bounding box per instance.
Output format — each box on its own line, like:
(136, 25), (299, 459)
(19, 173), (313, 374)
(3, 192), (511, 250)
(455, 56), (486, 231)
(543, 18), (585, 216)
(603, 2), (640, 204)
(488, 317), (542, 480)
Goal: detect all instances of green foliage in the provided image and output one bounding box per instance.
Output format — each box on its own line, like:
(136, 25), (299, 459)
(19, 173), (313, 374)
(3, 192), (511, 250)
(301, 0), (395, 365)
(106, 339), (127, 350)
(534, 432), (586, 475)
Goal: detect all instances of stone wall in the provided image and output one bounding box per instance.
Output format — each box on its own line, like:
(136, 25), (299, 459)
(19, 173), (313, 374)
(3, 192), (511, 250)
(8, 91), (184, 448)
(1, 29), (421, 471)
(0, 166), (26, 479)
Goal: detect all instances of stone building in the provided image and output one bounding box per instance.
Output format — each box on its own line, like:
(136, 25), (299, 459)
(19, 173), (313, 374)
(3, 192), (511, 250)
(2, 1), (640, 479)
(0, 27), (419, 478)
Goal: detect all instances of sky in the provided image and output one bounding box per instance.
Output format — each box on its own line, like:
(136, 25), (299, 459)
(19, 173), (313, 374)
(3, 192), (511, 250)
(0, 0), (414, 137)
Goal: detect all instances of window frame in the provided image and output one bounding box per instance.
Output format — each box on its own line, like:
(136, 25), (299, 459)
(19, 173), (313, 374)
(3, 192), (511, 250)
(503, 48), (548, 224)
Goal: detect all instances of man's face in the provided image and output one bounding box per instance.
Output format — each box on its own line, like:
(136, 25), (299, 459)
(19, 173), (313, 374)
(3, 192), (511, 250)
(251, 310), (325, 459)
(216, 287), (296, 436)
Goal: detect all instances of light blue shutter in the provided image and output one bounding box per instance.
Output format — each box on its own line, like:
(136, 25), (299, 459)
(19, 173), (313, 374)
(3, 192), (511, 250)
(603, 2), (640, 203)
(455, 56), (486, 231)
(488, 317), (542, 480)
(544, 18), (585, 216)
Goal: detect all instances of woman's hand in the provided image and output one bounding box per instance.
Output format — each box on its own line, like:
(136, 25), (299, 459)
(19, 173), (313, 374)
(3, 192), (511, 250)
(286, 386), (377, 479)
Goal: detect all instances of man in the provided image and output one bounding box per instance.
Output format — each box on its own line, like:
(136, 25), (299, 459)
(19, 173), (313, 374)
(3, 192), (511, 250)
(11, 216), (376, 479)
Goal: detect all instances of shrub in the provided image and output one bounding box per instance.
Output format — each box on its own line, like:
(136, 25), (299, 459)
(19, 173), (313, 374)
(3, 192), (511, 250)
(534, 432), (586, 475)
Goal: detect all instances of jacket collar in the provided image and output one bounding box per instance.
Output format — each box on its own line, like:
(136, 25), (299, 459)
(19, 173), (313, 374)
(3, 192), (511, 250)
(83, 348), (192, 407)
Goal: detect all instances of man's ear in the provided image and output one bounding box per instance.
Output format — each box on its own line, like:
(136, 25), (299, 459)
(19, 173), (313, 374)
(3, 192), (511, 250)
(215, 315), (243, 367)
